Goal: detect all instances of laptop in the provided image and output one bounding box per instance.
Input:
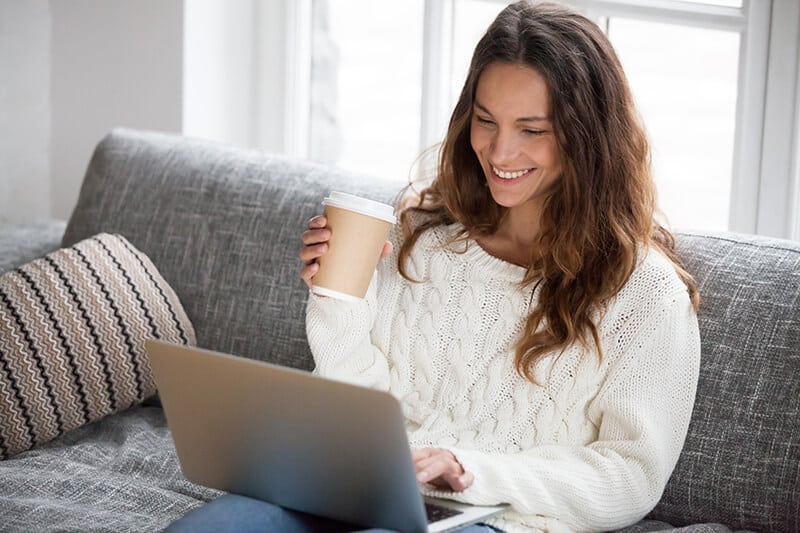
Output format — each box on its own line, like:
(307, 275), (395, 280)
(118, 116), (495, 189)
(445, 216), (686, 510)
(145, 339), (507, 533)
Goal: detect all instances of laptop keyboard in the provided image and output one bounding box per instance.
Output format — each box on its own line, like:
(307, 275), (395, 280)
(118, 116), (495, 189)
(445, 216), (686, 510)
(425, 502), (463, 523)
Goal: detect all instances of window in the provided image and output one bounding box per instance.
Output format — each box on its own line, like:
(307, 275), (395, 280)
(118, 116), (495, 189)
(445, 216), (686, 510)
(608, 18), (739, 232)
(228, 0), (799, 239)
(309, 0), (424, 181)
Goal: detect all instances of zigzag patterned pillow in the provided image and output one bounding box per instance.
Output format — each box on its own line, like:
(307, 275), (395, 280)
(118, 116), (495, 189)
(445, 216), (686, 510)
(0, 233), (195, 459)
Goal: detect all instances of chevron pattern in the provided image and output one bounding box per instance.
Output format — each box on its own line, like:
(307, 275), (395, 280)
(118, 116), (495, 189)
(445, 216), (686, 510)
(0, 233), (196, 459)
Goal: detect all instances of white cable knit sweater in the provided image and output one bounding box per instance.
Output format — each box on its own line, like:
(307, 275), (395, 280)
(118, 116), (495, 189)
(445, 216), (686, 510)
(306, 222), (701, 532)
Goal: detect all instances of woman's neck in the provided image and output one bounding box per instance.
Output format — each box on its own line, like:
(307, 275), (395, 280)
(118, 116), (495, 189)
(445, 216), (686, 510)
(477, 207), (541, 267)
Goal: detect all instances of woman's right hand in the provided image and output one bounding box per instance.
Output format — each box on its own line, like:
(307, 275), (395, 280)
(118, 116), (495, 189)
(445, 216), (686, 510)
(299, 215), (394, 289)
(299, 215), (331, 289)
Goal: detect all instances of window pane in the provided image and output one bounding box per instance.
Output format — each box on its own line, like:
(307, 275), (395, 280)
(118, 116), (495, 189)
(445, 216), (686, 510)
(608, 18), (739, 231)
(310, 0), (424, 182)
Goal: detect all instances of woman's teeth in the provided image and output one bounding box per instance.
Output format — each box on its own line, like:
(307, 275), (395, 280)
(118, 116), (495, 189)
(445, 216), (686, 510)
(492, 166), (530, 180)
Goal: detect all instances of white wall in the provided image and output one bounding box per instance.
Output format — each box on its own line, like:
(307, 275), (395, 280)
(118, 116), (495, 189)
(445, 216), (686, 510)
(1, 0), (184, 224)
(2, 0), (278, 225)
(0, 0), (288, 223)
(49, 0), (184, 220)
(0, 0), (51, 225)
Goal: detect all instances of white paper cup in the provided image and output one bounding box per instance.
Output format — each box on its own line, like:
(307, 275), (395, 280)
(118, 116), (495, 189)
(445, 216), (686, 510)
(311, 192), (396, 301)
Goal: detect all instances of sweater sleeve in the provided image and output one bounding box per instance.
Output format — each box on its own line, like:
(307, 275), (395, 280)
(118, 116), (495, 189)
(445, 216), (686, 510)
(305, 267), (392, 391)
(425, 289), (701, 531)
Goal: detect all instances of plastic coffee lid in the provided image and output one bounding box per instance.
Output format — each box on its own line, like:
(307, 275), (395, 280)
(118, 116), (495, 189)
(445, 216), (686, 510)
(322, 191), (397, 224)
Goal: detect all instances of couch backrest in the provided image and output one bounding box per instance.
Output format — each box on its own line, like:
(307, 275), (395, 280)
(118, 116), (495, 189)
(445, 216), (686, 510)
(64, 128), (799, 531)
(63, 128), (400, 370)
(651, 231), (800, 530)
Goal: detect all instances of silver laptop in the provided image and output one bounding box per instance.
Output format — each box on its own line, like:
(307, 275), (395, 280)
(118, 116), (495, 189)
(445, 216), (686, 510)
(146, 339), (507, 533)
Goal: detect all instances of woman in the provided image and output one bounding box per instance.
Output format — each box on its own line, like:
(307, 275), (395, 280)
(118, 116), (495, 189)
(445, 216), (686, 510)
(172, 1), (701, 531)
(303, 0), (701, 530)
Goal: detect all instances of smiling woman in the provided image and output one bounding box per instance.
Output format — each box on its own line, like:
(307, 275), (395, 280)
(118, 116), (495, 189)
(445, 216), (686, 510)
(296, 1), (701, 531)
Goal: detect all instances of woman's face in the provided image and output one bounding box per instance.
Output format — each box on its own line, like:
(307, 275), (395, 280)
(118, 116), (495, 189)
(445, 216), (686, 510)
(470, 62), (562, 215)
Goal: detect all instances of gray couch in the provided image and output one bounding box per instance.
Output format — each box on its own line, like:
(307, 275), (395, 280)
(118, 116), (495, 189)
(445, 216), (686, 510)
(0, 128), (797, 532)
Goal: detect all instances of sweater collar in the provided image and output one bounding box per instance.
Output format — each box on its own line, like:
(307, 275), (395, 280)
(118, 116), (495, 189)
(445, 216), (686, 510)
(438, 223), (529, 282)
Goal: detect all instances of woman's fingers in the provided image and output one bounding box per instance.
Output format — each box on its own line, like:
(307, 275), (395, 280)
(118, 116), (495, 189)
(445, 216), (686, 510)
(298, 241), (329, 265)
(412, 448), (473, 492)
(299, 262), (320, 289)
(451, 471), (475, 492)
(298, 242), (326, 289)
(380, 241), (394, 259)
(301, 227), (331, 247)
(299, 216), (330, 287)
(308, 215), (327, 229)
(415, 453), (460, 482)
(299, 216), (330, 265)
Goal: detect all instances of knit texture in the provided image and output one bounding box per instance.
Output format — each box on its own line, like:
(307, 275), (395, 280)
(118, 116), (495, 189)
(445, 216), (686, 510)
(306, 223), (701, 532)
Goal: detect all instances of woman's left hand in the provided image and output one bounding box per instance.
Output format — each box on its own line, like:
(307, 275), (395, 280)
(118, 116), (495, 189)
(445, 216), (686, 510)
(412, 448), (474, 492)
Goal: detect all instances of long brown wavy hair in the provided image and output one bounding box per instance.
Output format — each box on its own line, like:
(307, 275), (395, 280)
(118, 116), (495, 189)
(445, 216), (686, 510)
(397, 1), (700, 382)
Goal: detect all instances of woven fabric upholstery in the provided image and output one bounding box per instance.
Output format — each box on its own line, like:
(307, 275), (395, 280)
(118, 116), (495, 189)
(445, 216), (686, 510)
(0, 220), (66, 275)
(0, 233), (195, 459)
(62, 128), (399, 370)
(616, 520), (738, 533)
(0, 406), (221, 532)
(33, 128), (795, 531)
(649, 231), (800, 531)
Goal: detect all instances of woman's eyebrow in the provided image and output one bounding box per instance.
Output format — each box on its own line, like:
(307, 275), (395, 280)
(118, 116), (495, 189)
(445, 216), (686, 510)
(473, 100), (550, 123)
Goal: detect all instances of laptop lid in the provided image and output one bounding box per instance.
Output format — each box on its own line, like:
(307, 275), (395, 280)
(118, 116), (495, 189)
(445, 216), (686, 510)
(146, 339), (505, 533)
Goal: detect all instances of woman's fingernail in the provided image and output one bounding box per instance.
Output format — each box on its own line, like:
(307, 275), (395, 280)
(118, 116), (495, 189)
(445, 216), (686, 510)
(417, 472), (428, 482)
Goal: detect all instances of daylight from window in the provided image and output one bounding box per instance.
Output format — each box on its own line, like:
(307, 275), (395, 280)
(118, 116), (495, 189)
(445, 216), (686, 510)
(310, 0), (741, 233)
(311, 0), (424, 182)
(609, 18), (739, 232)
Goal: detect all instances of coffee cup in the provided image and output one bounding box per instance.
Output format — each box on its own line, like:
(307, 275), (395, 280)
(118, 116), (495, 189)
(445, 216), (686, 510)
(311, 191), (397, 301)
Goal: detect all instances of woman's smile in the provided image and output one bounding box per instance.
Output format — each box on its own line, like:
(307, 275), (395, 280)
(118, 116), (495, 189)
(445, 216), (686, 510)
(491, 165), (534, 181)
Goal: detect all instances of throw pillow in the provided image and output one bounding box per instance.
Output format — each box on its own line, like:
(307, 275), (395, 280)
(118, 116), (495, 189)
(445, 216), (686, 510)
(0, 233), (196, 459)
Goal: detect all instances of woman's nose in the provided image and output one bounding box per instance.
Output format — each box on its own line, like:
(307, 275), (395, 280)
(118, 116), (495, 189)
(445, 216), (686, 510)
(490, 129), (519, 163)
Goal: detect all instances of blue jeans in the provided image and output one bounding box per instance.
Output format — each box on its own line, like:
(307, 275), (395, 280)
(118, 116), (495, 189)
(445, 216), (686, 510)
(166, 494), (503, 533)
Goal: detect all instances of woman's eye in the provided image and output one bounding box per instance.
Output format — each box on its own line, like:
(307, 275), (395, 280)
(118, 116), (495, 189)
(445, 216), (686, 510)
(523, 129), (545, 136)
(475, 116), (494, 125)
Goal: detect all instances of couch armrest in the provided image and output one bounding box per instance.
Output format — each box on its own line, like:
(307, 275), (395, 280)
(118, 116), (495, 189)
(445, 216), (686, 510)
(0, 220), (67, 275)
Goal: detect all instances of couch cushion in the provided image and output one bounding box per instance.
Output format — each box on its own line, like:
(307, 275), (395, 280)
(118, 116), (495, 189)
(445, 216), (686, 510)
(0, 220), (66, 275)
(62, 128), (399, 370)
(649, 231), (800, 531)
(0, 233), (195, 459)
(0, 406), (219, 532)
